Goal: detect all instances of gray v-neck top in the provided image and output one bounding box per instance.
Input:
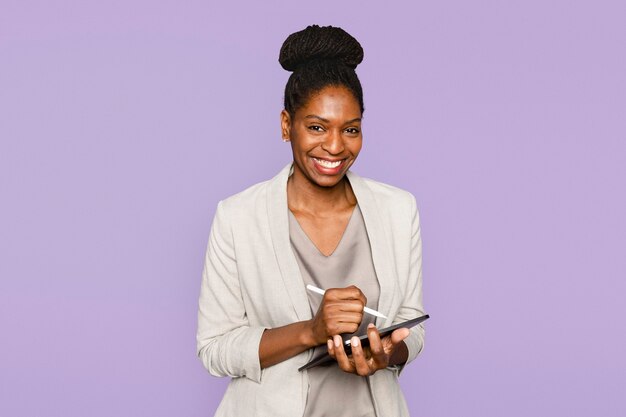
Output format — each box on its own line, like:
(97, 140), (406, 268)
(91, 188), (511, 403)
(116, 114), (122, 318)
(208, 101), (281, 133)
(288, 204), (380, 417)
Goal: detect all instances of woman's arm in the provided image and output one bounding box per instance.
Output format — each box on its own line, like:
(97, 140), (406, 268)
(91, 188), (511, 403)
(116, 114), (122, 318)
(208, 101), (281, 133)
(259, 321), (316, 369)
(396, 193), (426, 367)
(259, 286), (367, 369)
(197, 201), (268, 383)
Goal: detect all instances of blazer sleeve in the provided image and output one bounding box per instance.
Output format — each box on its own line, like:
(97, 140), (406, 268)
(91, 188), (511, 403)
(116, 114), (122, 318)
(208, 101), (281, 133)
(196, 200), (266, 383)
(392, 193), (426, 374)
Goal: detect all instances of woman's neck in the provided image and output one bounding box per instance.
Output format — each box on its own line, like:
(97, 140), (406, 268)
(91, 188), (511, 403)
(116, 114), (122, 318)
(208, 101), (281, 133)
(287, 169), (357, 217)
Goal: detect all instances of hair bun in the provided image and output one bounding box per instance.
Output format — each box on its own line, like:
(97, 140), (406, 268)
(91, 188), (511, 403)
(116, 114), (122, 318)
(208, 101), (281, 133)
(279, 25), (364, 72)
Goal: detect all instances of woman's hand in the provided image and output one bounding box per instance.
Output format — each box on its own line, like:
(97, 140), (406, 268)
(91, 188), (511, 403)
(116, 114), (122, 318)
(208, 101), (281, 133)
(308, 285), (367, 345)
(327, 323), (410, 376)
(259, 285), (366, 369)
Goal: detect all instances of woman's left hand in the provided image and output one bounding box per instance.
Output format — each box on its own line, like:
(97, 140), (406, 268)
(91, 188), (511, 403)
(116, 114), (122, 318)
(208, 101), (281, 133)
(327, 323), (410, 376)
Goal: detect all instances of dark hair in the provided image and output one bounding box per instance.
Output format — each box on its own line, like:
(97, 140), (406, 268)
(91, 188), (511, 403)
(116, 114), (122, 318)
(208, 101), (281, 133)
(279, 25), (365, 118)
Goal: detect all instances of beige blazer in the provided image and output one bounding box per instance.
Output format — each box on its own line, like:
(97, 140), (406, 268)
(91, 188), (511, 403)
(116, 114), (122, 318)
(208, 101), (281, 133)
(197, 163), (426, 417)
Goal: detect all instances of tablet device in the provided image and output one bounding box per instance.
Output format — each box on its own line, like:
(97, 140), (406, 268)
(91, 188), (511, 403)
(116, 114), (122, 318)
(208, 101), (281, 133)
(298, 314), (429, 371)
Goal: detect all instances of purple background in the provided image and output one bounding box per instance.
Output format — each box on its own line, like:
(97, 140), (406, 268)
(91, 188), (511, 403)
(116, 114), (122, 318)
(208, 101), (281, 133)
(1, 1), (625, 416)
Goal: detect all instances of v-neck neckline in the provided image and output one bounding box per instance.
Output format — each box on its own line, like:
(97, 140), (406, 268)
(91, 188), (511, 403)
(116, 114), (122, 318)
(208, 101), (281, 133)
(289, 205), (359, 258)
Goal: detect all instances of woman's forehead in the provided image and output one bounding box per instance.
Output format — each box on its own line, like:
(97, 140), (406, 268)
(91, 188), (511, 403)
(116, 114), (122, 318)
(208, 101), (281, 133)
(298, 86), (361, 120)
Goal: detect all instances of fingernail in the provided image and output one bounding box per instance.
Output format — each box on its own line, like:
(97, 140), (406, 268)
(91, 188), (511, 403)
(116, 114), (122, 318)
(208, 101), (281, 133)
(327, 339), (333, 350)
(368, 323), (375, 329)
(334, 335), (341, 348)
(351, 337), (359, 347)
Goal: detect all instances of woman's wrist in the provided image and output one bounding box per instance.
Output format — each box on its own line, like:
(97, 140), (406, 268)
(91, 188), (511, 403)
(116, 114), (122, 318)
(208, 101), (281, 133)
(300, 319), (321, 349)
(259, 319), (324, 369)
(387, 340), (409, 366)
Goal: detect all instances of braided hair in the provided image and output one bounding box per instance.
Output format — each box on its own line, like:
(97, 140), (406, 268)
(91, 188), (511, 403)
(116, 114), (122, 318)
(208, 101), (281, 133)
(279, 25), (365, 118)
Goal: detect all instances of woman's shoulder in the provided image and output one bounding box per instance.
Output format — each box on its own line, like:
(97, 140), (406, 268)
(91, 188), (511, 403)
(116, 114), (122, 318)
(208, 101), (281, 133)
(351, 172), (421, 233)
(349, 171), (418, 211)
(217, 178), (272, 216)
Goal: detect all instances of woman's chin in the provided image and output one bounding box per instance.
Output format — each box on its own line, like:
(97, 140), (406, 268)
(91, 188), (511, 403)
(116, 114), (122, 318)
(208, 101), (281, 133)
(309, 172), (347, 188)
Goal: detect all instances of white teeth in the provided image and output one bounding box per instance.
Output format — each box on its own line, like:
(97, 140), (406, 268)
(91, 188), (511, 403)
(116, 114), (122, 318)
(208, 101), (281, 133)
(314, 158), (342, 168)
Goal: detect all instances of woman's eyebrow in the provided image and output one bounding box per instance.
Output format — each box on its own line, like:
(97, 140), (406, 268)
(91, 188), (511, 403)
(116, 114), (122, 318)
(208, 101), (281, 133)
(304, 115), (330, 123)
(304, 115), (361, 124)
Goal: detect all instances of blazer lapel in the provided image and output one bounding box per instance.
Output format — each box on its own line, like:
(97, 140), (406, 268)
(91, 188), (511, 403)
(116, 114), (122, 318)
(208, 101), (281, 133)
(267, 163), (312, 321)
(347, 170), (399, 327)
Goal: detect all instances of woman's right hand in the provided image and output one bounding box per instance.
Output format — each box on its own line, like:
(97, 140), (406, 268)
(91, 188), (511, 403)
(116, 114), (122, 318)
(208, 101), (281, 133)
(308, 285), (367, 345)
(259, 285), (367, 369)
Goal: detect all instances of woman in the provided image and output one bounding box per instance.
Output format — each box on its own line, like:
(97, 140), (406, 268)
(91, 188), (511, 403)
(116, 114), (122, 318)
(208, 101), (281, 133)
(197, 25), (425, 417)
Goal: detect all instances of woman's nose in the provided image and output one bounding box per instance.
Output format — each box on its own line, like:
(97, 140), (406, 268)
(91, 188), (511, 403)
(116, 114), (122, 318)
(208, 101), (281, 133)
(321, 130), (345, 154)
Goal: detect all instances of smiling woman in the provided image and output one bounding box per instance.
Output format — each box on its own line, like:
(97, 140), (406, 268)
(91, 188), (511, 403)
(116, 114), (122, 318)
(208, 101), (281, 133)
(196, 25), (426, 417)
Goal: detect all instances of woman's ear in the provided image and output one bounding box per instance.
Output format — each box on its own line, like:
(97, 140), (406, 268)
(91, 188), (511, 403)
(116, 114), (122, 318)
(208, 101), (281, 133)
(280, 109), (291, 142)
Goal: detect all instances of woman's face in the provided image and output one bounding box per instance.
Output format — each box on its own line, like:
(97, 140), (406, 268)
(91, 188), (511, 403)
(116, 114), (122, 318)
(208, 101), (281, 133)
(281, 85), (363, 189)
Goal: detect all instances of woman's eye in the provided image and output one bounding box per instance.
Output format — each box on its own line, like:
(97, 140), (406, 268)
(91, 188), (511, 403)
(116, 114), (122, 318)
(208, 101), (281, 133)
(308, 125), (324, 132)
(345, 127), (360, 134)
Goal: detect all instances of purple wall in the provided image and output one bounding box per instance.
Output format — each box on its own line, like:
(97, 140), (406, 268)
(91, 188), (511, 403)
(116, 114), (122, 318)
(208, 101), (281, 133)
(1, 1), (625, 416)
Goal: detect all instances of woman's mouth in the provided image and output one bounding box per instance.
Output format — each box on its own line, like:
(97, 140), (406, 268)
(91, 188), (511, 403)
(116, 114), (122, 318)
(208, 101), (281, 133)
(312, 157), (345, 174)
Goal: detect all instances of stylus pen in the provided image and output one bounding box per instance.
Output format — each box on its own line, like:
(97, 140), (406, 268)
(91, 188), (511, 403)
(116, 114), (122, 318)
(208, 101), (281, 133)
(305, 284), (387, 319)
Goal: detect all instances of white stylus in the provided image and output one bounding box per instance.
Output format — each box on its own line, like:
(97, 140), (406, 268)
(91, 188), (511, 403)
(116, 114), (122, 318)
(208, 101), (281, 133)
(305, 284), (387, 319)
